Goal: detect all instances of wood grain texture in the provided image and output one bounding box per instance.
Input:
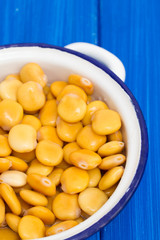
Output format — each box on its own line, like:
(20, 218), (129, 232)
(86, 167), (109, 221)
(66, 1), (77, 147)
(0, 0), (158, 239)
(100, 0), (159, 239)
(0, 0), (98, 45)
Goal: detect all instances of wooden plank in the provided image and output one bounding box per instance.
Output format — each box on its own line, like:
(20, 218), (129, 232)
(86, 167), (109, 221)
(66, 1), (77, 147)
(0, 0), (98, 46)
(100, 0), (159, 239)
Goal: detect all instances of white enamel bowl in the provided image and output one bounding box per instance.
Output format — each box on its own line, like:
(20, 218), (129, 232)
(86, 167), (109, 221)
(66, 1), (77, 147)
(0, 42), (148, 240)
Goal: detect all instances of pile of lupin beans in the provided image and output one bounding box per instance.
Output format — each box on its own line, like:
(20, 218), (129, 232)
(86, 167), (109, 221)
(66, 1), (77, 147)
(0, 63), (126, 240)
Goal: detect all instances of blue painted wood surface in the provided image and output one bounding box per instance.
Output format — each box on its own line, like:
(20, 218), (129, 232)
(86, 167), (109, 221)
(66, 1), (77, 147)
(0, 0), (158, 239)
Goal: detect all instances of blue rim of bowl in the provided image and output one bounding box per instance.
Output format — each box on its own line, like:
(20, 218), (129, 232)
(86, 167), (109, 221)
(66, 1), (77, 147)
(0, 43), (148, 240)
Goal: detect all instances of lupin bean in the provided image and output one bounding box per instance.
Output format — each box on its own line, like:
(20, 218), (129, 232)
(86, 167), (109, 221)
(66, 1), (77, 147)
(0, 183), (21, 215)
(46, 220), (78, 236)
(0, 170), (27, 187)
(99, 166), (124, 190)
(60, 167), (89, 194)
(18, 215), (45, 239)
(58, 94), (87, 123)
(52, 192), (81, 220)
(92, 109), (121, 135)
(20, 189), (48, 206)
(78, 188), (108, 215)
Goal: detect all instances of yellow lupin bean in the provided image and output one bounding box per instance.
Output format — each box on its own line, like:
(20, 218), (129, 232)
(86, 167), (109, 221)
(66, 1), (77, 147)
(0, 170), (27, 187)
(99, 154), (126, 170)
(58, 94), (87, 123)
(56, 117), (83, 142)
(99, 166), (124, 190)
(36, 140), (63, 166)
(47, 91), (55, 100)
(0, 78), (22, 101)
(0, 228), (20, 240)
(70, 149), (102, 170)
(52, 192), (81, 220)
(82, 100), (108, 126)
(6, 156), (28, 172)
(46, 196), (54, 212)
(63, 142), (81, 164)
(78, 187), (108, 215)
(27, 173), (56, 196)
(48, 168), (64, 186)
(92, 109), (121, 135)
(57, 84), (87, 102)
(6, 213), (21, 233)
(20, 189), (48, 206)
(77, 125), (106, 151)
(26, 206), (55, 225)
(21, 115), (41, 131)
(68, 74), (94, 95)
(108, 130), (123, 141)
(0, 158), (11, 173)
(0, 197), (5, 225)
(20, 62), (47, 87)
(39, 99), (57, 127)
(98, 141), (124, 157)
(12, 150), (36, 163)
(46, 220), (78, 236)
(56, 160), (71, 170)
(27, 159), (53, 176)
(61, 167), (89, 194)
(37, 126), (63, 147)
(17, 81), (45, 112)
(88, 168), (101, 187)
(8, 124), (37, 153)
(104, 183), (118, 197)
(18, 215), (45, 239)
(0, 183), (21, 215)
(0, 136), (12, 157)
(5, 74), (20, 81)
(43, 85), (50, 96)
(13, 184), (31, 194)
(50, 81), (68, 97)
(0, 99), (23, 131)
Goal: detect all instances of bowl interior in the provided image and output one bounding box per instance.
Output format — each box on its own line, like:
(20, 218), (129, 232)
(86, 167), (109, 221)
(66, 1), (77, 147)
(0, 46), (141, 240)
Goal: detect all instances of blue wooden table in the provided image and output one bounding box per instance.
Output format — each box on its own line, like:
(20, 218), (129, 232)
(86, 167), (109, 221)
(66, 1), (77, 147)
(0, 0), (158, 239)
